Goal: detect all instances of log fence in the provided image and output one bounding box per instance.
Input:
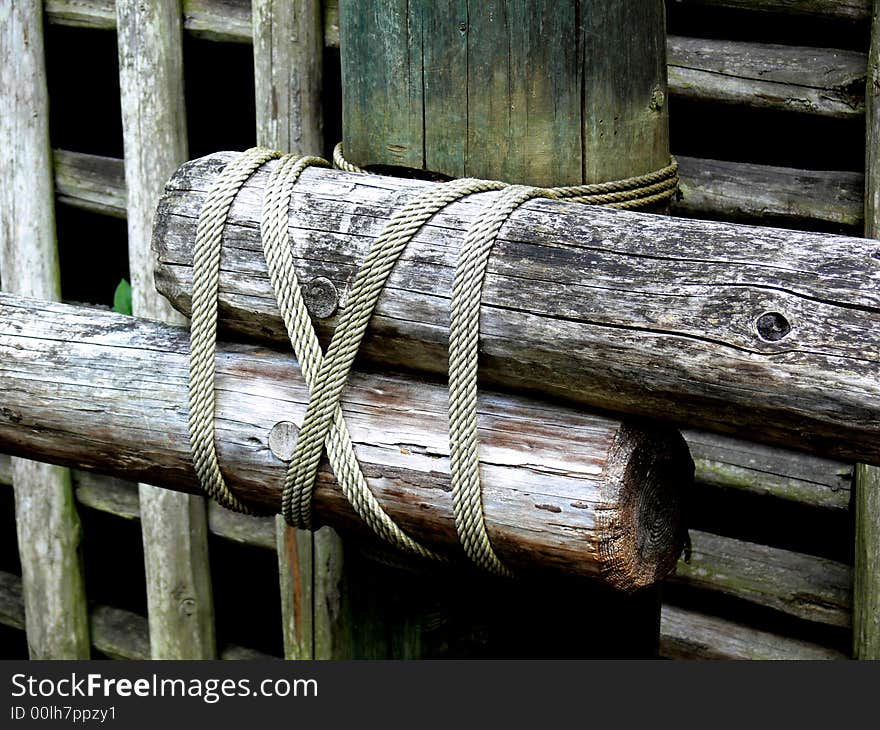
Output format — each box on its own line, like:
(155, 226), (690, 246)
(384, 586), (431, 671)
(0, 0), (875, 659)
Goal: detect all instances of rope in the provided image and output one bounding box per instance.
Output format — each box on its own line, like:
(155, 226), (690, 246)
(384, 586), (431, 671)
(189, 144), (680, 576)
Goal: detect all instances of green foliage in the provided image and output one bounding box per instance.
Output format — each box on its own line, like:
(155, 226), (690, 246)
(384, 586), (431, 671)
(113, 278), (132, 315)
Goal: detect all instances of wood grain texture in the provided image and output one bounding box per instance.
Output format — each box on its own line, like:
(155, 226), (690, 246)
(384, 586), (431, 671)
(51, 148), (866, 236)
(669, 530), (852, 628)
(0, 571), (275, 660)
(53, 149), (127, 218)
(660, 604), (847, 660)
(156, 155), (880, 466)
(252, 0), (338, 661)
(855, 0), (880, 659)
(668, 36), (866, 119)
(116, 0), (215, 660)
(0, 0), (90, 660)
(340, 0), (668, 185)
(0, 294), (690, 590)
(667, 0), (870, 22)
(0, 463), (277, 550)
(674, 156), (864, 233)
(685, 431), (852, 511)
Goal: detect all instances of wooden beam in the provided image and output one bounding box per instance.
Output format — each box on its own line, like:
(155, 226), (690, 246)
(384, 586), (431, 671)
(116, 0), (216, 660)
(669, 530), (852, 628)
(685, 431), (852, 511)
(673, 156), (864, 233)
(0, 0), (90, 659)
(252, 0), (337, 660)
(855, 0), (880, 660)
(156, 155), (880, 466)
(51, 148), (866, 236)
(0, 571), (274, 660)
(660, 604), (847, 660)
(668, 36), (866, 119)
(339, 1), (668, 185)
(667, 0), (870, 23)
(0, 294), (690, 590)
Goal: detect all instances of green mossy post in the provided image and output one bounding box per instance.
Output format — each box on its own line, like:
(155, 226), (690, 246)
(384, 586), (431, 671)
(338, 0), (670, 657)
(340, 1), (669, 186)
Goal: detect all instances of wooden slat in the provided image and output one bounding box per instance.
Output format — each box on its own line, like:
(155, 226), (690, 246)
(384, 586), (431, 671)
(668, 36), (866, 119)
(685, 431), (853, 511)
(1, 459), (276, 550)
(854, 0), (880, 661)
(669, 530), (852, 628)
(251, 0), (337, 660)
(667, 0), (870, 22)
(674, 156), (864, 232)
(116, 0), (216, 660)
(0, 571), (274, 660)
(0, 0), (90, 659)
(51, 147), (864, 237)
(660, 604), (846, 660)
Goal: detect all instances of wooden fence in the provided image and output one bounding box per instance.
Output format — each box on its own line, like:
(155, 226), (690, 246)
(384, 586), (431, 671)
(0, 0), (876, 659)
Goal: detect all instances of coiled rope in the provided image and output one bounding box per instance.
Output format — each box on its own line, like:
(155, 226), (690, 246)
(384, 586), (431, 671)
(189, 145), (679, 576)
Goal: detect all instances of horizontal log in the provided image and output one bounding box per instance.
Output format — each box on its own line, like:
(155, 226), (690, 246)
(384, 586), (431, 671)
(673, 156), (864, 233)
(0, 571), (273, 660)
(667, 0), (870, 23)
(669, 530), (852, 627)
(0, 294), (690, 589)
(156, 153), (880, 466)
(52, 147), (864, 237)
(685, 431), (852, 510)
(668, 36), (866, 119)
(53, 149), (126, 218)
(659, 604), (847, 660)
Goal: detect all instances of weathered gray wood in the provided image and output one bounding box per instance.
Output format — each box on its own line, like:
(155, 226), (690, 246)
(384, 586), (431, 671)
(669, 530), (852, 628)
(53, 149), (127, 218)
(0, 0), (90, 660)
(117, 0), (216, 660)
(674, 156), (864, 233)
(252, 0), (335, 661)
(340, 1), (668, 185)
(668, 0), (870, 22)
(51, 147), (866, 237)
(1, 457), (293, 552)
(853, 464), (880, 657)
(685, 431), (852, 511)
(0, 294), (691, 590)
(660, 604), (847, 660)
(855, 0), (880, 660)
(0, 571), (274, 660)
(156, 155), (880, 466)
(668, 36), (866, 119)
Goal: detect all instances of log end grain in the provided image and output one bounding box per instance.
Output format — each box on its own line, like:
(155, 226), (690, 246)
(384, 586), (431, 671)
(599, 422), (693, 591)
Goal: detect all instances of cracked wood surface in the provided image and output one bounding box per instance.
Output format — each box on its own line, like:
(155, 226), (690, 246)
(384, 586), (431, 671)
(154, 154), (880, 466)
(0, 294), (691, 590)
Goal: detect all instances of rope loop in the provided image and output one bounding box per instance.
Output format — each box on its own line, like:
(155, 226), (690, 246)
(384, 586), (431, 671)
(188, 144), (680, 576)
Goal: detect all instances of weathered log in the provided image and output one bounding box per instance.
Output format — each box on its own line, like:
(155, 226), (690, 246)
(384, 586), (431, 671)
(668, 530), (852, 628)
(667, 36), (866, 119)
(673, 156), (864, 234)
(340, 1), (668, 186)
(659, 604), (847, 661)
(0, 294), (690, 590)
(668, 0), (869, 23)
(685, 431), (852, 511)
(155, 154), (880, 466)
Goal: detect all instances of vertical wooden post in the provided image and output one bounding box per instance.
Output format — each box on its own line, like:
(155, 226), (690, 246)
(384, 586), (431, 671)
(117, 0), (216, 659)
(338, 0), (669, 657)
(340, 0), (668, 186)
(253, 0), (355, 660)
(0, 0), (90, 658)
(856, 0), (880, 660)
